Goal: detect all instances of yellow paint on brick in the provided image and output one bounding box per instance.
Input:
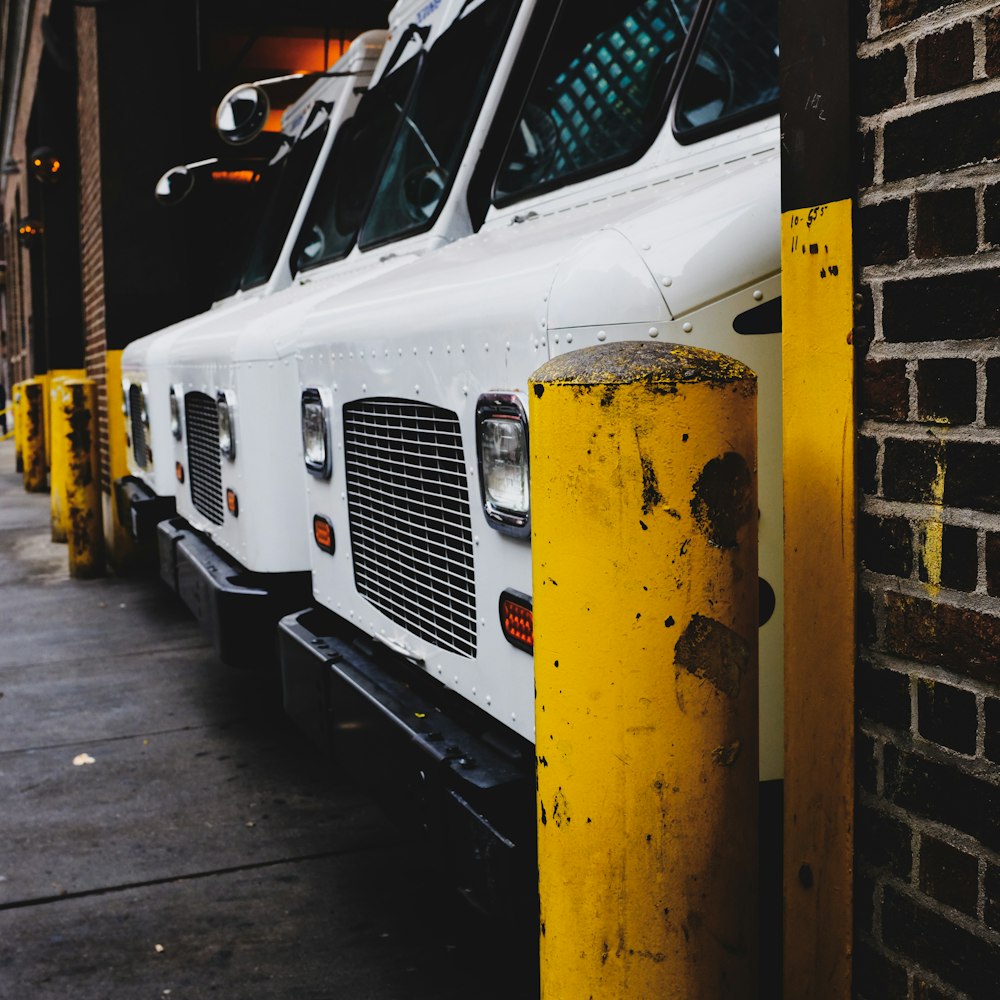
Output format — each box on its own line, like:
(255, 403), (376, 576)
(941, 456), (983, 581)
(920, 452), (947, 596)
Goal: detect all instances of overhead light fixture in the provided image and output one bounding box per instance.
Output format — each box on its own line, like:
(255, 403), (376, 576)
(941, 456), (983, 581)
(17, 218), (44, 247)
(29, 146), (61, 183)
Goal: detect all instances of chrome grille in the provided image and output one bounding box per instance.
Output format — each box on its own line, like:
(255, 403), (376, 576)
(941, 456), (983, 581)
(128, 384), (147, 468)
(343, 398), (477, 658)
(184, 392), (224, 525)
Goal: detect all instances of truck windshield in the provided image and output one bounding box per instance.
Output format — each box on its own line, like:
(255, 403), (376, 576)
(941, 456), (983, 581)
(358, 0), (521, 249)
(295, 0), (521, 271)
(238, 104), (332, 290)
(674, 0), (779, 135)
(494, 0), (698, 203)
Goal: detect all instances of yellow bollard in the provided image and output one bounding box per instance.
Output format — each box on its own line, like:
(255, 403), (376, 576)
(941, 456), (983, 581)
(21, 378), (47, 493)
(62, 378), (105, 578)
(105, 350), (142, 571)
(50, 379), (72, 542)
(12, 382), (24, 470)
(530, 342), (759, 1000)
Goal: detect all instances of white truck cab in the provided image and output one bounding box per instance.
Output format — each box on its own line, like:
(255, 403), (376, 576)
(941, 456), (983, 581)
(279, 0), (781, 915)
(156, 0), (564, 665)
(117, 30), (386, 543)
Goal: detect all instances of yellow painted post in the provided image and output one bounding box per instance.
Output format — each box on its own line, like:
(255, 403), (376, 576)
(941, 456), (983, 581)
(12, 382), (24, 470)
(105, 350), (142, 571)
(40, 371), (51, 469)
(781, 200), (855, 999)
(49, 370), (88, 541)
(21, 378), (47, 493)
(531, 342), (759, 1000)
(50, 379), (72, 542)
(62, 378), (105, 578)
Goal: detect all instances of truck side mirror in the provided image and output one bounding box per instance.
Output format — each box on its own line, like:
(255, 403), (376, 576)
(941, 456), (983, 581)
(154, 157), (222, 206)
(154, 164), (196, 205)
(216, 84), (270, 146)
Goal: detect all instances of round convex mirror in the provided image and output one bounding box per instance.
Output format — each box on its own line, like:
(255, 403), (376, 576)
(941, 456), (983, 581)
(154, 165), (194, 206)
(216, 85), (270, 145)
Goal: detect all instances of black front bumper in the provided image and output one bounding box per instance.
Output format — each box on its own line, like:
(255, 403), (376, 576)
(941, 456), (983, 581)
(157, 516), (311, 669)
(278, 607), (536, 918)
(115, 475), (176, 544)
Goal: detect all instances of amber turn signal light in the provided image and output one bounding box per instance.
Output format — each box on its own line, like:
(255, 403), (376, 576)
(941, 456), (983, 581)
(175, 462), (184, 484)
(313, 514), (335, 554)
(226, 488), (239, 516)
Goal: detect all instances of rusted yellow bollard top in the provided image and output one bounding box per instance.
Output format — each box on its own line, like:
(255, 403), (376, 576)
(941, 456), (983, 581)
(530, 341), (759, 1000)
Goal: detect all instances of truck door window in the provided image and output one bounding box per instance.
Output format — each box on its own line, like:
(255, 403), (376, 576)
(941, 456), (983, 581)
(674, 0), (779, 137)
(358, 0), (521, 249)
(239, 104), (332, 290)
(494, 0), (698, 204)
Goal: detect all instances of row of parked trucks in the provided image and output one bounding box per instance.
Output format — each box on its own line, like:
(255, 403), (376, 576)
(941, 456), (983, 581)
(118, 0), (782, 915)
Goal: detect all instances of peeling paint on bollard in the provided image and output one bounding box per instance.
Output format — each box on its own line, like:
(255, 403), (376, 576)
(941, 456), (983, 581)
(674, 612), (751, 699)
(64, 380), (105, 579)
(21, 379), (47, 493)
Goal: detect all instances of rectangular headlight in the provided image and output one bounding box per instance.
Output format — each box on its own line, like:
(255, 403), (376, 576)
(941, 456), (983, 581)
(476, 392), (529, 537)
(217, 390), (236, 459)
(169, 385), (183, 441)
(301, 387), (332, 478)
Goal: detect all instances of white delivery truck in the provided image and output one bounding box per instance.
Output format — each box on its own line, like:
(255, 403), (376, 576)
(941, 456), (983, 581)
(118, 30), (386, 544)
(155, 0), (557, 666)
(280, 0), (781, 916)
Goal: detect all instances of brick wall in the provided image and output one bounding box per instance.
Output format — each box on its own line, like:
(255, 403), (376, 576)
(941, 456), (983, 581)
(75, 8), (110, 489)
(855, 1), (1000, 997)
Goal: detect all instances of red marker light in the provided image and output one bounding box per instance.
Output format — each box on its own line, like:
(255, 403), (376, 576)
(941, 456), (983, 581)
(500, 589), (533, 653)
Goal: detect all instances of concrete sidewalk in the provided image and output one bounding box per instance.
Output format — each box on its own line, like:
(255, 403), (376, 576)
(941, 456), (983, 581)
(0, 437), (537, 998)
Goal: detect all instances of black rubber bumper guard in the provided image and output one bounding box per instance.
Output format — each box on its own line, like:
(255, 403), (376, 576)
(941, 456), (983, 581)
(278, 607), (537, 919)
(157, 516), (311, 669)
(114, 475), (176, 544)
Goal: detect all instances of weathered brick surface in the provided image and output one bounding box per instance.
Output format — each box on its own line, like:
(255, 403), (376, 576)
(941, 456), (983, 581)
(858, 657), (911, 729)
(913, 189), (976, 260)
(884, 592), (1000, 683)
(882, 885), (1000, 996)
(915, 678), (976, 755)
(918, 836), (978, 916)
(859, 513), (913, 576)
(853, 938), (909, 999)
(857, 801), (913, 878)
(938, 523), (978, 592)
(856, 46), (907, 117)
(914, 358), (976, 425)
(914, 23), (974, 97)
(856, 4), (1000, 994)
(882, 269), (1000, 343)
(884, 743), (1000, 853)
(860, 358), (909, 420)
(884, 91), (1000, 183)
(986, 697), (1000, 764)
(986, 862), (1000, 931)
(986, 357), (1000, 426)
(858, 198), (910, 265)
